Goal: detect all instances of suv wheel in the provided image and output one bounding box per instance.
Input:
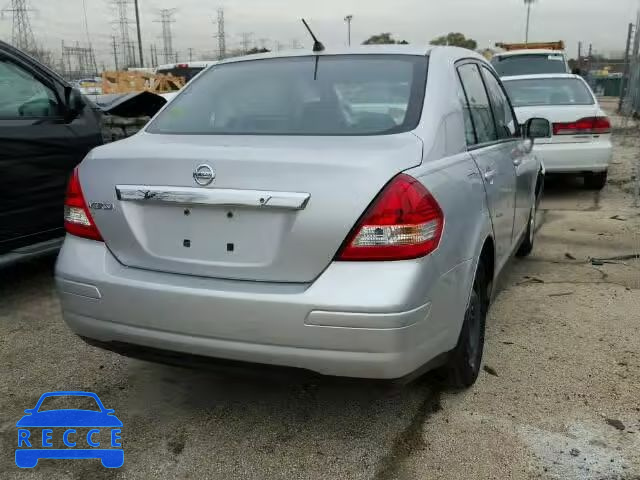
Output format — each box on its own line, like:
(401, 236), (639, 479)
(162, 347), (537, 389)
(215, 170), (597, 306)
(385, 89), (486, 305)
(443, 262), (488, 389)
(584, 171), (607, 190)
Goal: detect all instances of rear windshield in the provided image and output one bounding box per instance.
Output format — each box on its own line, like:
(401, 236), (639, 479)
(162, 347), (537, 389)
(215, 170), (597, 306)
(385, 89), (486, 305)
(147, 55), (428, 136)
(491, 54), (567, 76)
(503, 78), (594, 107)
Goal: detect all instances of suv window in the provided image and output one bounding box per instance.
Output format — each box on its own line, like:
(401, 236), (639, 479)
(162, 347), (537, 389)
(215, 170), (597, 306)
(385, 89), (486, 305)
(480, 67), (517, 139)
(457, 63), (497, 144)
(491, 54), (567, 76)
(0, 59), (59, 118)
(148, 55), (428, 136)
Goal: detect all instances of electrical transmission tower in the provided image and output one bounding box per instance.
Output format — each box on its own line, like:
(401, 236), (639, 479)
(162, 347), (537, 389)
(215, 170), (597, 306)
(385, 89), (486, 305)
(213, 8), (226, 60)
(110, 0), (137, 69)
(155, 9), (176, 64)
(61, 40), (98, 80)
(2, 0), (36, 52)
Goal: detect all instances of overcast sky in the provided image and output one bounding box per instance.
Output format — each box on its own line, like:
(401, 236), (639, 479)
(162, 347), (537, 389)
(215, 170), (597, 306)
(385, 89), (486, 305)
(1, 0), (639, 67)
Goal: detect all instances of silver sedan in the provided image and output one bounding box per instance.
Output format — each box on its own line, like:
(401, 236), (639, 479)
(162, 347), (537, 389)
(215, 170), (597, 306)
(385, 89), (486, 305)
(55, 46), (544, 387)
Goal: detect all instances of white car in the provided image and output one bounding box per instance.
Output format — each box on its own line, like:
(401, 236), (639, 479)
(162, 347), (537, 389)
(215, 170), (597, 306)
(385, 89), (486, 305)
(491, 49), (570, 77)
(503, 74), (612, 189)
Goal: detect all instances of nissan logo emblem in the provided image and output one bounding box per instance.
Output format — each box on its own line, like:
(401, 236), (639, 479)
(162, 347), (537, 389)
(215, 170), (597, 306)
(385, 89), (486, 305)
(193, 164), (215, 186)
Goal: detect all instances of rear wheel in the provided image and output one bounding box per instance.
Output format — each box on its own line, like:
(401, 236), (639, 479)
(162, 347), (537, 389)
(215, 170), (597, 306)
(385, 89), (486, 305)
(442, 262), (488, 389)
(584, 171), (607, 190)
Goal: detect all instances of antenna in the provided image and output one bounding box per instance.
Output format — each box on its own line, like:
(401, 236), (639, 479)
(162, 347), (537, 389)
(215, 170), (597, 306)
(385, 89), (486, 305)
(301, 18), (325, 52)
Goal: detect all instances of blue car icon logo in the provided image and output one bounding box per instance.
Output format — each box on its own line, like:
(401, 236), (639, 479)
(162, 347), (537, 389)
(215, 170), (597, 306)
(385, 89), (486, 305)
(16, 391), (123, 468)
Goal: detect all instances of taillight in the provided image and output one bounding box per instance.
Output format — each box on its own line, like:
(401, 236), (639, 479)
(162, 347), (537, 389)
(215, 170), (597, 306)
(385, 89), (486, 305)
(337, 174), (444, 261)
(553, 116), (611, 136)
(63, 168), (103, 241)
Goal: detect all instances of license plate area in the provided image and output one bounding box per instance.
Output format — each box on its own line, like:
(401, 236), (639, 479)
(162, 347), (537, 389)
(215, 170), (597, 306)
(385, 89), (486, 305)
(124, 203), (290, 267)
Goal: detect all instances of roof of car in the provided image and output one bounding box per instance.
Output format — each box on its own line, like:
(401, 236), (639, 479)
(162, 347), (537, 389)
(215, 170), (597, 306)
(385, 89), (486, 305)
(493, 49), (566, 57)
(215, 44), (488, 65)
(501, 73), (583, 82)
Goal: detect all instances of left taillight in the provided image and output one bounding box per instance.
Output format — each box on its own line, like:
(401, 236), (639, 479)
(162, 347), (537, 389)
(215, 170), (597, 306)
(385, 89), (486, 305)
(553, 116), (611, 136)
(336, 174), (444, 261)
(64, 168), (103, 241)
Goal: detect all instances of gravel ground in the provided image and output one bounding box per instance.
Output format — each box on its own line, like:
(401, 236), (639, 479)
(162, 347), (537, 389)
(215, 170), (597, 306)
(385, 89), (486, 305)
(1, 103), (638, 479)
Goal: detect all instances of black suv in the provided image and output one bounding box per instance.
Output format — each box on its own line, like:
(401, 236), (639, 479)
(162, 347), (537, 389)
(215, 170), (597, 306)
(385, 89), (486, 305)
(0, 40), (105, 266)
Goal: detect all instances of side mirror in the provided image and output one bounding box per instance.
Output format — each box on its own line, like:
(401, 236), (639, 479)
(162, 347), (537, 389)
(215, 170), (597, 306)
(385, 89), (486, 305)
(64, 87), (86, 121)
(524, 117), (551, 141)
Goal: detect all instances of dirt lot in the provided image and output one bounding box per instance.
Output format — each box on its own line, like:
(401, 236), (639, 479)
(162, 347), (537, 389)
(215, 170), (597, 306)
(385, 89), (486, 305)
(1, 108), (638, 479)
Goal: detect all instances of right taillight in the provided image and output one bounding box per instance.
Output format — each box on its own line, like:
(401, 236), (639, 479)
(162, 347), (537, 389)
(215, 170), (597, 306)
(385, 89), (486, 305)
(336, 174), (444, 261)
(64, 168), (103, 241)
(553, 116), (611, 136)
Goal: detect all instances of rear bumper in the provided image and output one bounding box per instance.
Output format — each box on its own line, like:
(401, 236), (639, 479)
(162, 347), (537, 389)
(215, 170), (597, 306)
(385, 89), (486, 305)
(533, 140), (612, 173)
(55, 236), (469, 379)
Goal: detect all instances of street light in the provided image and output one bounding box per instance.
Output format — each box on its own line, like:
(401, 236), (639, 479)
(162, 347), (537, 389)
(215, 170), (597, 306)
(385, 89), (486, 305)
(344, 15), (353, 46)
(524, 0), (537, 44)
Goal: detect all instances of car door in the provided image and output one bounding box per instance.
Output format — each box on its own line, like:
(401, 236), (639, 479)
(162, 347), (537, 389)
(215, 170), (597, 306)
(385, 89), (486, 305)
(479, 65), (536, 245)
(456, 61), (516, 272)
(0, 49), (102, 254)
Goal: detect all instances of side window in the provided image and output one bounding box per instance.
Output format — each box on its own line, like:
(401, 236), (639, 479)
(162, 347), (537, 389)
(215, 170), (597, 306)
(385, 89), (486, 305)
(455, 76), (476, 146)
(0, 58), (60, 118)
(481, 66), (517, 139)
(457, 63), (497, 144)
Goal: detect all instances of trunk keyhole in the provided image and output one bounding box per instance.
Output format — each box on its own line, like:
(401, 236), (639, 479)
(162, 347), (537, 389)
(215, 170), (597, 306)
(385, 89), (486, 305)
(184, 209), (191, 216)
(227, 243), (234, 252)
(227, 211), (234, 219)
(183, 239), (191, 248)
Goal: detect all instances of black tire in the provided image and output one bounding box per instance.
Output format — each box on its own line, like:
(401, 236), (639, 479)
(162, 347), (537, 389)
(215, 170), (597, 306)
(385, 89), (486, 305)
(516, 203), (536, 258)
(442, 262), (489, 389)
(584, 171), (607, 190)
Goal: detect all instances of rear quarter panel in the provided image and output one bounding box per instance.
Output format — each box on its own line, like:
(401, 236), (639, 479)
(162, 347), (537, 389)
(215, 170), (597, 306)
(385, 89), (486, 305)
(405, 48), (494, 350)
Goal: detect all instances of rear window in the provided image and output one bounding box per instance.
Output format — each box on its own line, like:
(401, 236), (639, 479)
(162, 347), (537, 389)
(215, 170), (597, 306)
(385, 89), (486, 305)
(503, 78), (594, 107)
(147, 55), (428, 136)
(491, 54), (567, 76)
(157, 67), (205, 83)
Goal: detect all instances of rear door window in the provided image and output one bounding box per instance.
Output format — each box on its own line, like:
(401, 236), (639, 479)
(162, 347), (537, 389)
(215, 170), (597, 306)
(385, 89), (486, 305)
(457, 63), (498, 144)
(147, 55), (428, 136)
(480, 67), (517, 139)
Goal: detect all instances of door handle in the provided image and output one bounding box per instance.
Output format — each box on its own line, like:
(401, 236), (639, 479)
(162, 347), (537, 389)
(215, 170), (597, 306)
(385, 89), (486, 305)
(484, 169), (496, 182)
(513, 157), (523, 167)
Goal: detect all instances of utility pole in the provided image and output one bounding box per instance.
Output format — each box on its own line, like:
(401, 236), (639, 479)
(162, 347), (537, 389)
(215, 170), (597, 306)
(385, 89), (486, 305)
(587, 43), (593, 74)
(188, 47), (194, 61)
(133, 0), (144, 67)
(213, 8), (226, 60)
(577, 41), (582, 72)
(620, 22), (634, 111)
(112, 36), (119, 70)
(344, 15), (353, 46)
(524, 0), (536, 43)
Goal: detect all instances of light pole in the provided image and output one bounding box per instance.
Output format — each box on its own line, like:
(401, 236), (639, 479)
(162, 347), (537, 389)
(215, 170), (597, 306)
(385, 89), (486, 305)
(344, 15), (353, 46)
(524, 0), (536, 44)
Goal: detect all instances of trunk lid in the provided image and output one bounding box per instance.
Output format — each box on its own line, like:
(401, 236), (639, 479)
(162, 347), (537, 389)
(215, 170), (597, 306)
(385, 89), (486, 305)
(80, 132), (423, 283)
(514, 104), (602, 145)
